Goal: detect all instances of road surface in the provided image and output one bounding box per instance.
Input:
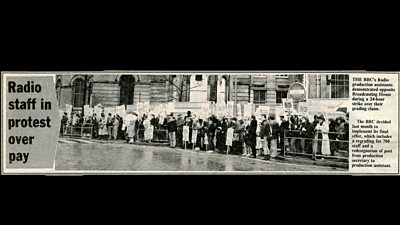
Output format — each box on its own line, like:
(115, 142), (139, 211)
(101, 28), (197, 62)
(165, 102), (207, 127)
(55, 139), (345, 173)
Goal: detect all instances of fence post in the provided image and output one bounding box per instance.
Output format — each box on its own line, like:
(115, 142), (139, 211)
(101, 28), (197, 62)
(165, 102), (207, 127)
(283, 130), (286, 156)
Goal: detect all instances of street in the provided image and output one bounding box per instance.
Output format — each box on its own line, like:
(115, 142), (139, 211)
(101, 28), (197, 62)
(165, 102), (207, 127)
(55, 138), (346, 172)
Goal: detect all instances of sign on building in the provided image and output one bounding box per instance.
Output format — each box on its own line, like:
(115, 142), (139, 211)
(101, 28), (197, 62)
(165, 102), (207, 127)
(288, 82), (306, 102)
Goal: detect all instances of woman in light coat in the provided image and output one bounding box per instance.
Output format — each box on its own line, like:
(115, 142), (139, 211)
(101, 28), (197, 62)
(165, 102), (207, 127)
(315, 115), (330, 157)
(98, 113), (108, 140)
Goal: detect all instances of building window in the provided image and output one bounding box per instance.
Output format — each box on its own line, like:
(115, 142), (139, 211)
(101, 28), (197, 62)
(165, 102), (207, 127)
(120, 75), (135, 105)
(56, 79), (62, 106)
(276, 91), (288, 104)
(72, 78), (85, 108)
(276, 74), (289, 78)
(195, 75), (203, 81)
(253, 90), (266, 104)
(331, 74), (349, 98)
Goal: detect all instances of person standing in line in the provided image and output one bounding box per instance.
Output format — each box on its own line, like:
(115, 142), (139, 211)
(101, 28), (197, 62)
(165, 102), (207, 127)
(278, 115), (289, 155)
(92, 113), (99, 139)
(176, 114), (185, 148)
(312, 115), (319, 158)
(117, 115), (123, 140)
(127, 120), (135, 144)
(328, 118), (338, 156)
(259, 114), (271, 160)
(207, 117), (217, 152)
(184, 111), (193, 148)
(60, 112), (68, 137)
(106, 113), (114, 140)
(247, 115), (258, 158)
(315, 115), (330, 158)
(99, 113), (108, 140)
(167, 114), (177, 148)
(268, 115), (280, 158)
(112, 115), (120, 140)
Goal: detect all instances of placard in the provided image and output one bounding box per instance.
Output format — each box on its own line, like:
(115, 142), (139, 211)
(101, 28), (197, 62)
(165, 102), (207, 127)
(192, 129), (198, 143)
(182, 125), (190, 142)
(244, 103), (252, 118)
(227, 101), (234, 117)
(137, 102), (144, 115)
(143, 101), (150, 113)
(226, 128), (234, 146)
(115, 105), (126, 117)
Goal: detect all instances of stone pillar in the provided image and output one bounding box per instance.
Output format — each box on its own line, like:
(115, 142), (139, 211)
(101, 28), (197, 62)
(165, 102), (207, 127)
(266, 75), (276, 106)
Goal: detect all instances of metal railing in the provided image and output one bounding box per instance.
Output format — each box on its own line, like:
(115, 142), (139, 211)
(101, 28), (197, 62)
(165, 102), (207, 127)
(283, 129), (349, 161)
(62, 123), (93, 138)
(136, 128), (169, 143)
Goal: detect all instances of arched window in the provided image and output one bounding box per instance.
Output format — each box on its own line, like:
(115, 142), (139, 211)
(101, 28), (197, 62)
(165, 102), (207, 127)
(72, 78), (85, 108)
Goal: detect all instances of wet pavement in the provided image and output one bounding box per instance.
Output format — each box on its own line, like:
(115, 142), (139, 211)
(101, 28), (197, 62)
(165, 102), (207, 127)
(55, 140), (346, 172)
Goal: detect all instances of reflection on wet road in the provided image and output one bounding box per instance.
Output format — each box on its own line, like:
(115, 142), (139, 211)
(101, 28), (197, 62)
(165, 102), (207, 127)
(55, 142), (343, 172)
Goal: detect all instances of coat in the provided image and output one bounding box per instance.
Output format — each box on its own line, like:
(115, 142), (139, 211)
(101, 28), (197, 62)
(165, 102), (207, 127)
(316, 122), (330, 155)
(247, 120), (258, 147)
(269, 120), (279, 139)
(167, 119), (178, 132)
(259, 120), (270, 139)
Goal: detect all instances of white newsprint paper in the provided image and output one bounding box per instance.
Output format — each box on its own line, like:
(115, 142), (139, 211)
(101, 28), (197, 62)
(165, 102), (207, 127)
(1, 71), (399, 175)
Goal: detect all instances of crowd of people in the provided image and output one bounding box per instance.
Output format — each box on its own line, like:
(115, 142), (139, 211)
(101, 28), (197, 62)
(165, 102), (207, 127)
(60, 109), (349, 160)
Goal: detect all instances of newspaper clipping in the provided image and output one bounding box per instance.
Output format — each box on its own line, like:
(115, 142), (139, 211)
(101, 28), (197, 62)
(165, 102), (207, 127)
(1, 72), (398, 175)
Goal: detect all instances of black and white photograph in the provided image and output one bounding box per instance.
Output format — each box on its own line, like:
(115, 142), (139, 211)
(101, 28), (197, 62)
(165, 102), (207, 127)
(54, 72), (350, 173)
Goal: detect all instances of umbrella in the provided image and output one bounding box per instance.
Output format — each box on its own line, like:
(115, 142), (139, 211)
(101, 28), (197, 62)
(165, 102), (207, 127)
(336, 101), (351, 113)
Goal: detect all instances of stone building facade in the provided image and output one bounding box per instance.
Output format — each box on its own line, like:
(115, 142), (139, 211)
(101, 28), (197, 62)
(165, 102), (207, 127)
(56, 73), (349, 114)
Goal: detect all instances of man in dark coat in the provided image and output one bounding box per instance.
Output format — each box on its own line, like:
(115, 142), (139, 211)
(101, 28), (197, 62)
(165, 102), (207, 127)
(176, 114), (185, 148)
(207, 118), (217, 151)
(259, 114), (271, 159)
(268, 115), (280, 158)
(248, 115), (258, 158)
(60, 112), (68, 137)
(279, 115), (289, 154)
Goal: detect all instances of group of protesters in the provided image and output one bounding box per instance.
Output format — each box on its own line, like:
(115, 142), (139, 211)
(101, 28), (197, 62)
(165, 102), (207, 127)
(60, 109), (349, 160)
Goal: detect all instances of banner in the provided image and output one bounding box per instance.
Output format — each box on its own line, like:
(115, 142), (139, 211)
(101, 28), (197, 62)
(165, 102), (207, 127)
(244, 103), (252, 118)
(143, 101), (150, 113)
(237, 104), (242, 117)
(94, 105), (102, 119)
(227, 101), (234, 117)
(298, 101), (309, 114)
(126, 105), (135, 113)
(226, 128), (234, 146)
(166, 102), (175, 114)
(86, 108), (94, 117)
(137, 102), (144, 115)
(182, 126), (190, 142)
(83, 105), (90, 116)
(257, 105), (269, 118)
(283, 99), (294, 112)
(216, 102), (226, 117)
(115, 105), (126, 117)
